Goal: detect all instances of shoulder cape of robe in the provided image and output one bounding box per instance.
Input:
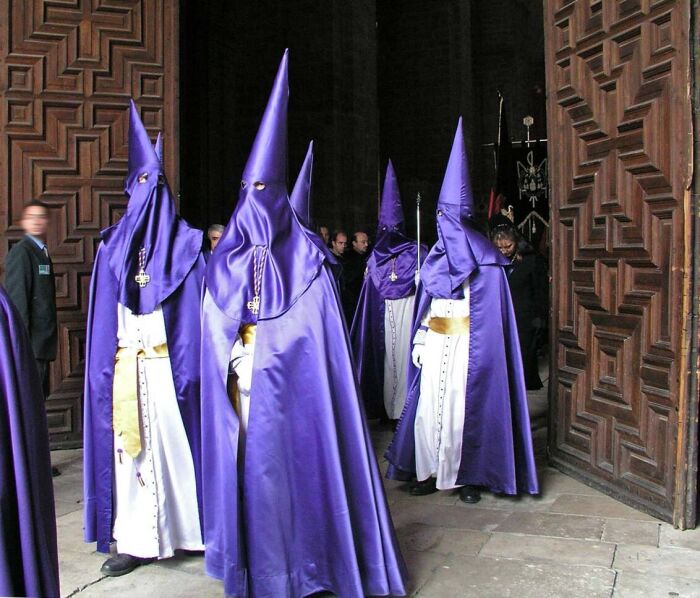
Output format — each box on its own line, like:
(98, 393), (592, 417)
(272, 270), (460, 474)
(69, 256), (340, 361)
(385, 265), (540, 495)
(83, 240), (206, 553)
(201, 262), (406, 598)
(350, 243), (421, 419)
(0, 287), (60, 598)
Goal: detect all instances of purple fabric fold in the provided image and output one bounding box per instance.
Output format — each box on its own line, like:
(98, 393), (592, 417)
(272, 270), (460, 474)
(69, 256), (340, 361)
(0, 286), (59, 598)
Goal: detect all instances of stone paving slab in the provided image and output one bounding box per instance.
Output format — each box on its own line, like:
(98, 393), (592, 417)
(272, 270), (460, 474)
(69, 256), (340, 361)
(494, 511), (605, 541)
(549, 494), (658, 522)
(390, 500), (511, 532)
(613, 544), (700, 580)
(431, 529), (491, 557)
(416, 554), (616, 598)
(402, 549), (449, 595)
(602, 519), (660, 547)
(537, 467), (603, 497)
(660, 525), (700, 551)
(612, 571), (700, 597)
(74, 564), (222, 598)
(479, 533), (616, 568)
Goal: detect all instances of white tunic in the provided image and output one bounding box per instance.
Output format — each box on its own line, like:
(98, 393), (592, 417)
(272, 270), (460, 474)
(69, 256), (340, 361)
(383, 295), (415, 419)
(414, 282), (470, 490)
(112, 304), (203, 559)
(230, 335), (254, 433)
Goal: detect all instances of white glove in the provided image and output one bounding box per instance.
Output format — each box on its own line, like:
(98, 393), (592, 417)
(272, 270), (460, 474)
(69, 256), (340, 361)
(232, 352), (253, 395)
(412, 344), (424, 368)
(230, 335), (254, 395)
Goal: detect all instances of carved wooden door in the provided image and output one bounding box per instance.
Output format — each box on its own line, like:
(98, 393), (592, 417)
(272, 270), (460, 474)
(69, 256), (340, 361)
(545, 0), (696, 526)
(0, 1), (179, 446)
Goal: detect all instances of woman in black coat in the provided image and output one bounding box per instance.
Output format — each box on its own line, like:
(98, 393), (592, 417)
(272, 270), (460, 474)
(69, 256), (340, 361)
(490, 222), (548, 390)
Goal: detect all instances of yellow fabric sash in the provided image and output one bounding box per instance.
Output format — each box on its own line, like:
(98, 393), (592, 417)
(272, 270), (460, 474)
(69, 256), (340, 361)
(113, 343), (169, 458)
(240, 324), (257, 347)
(428, 316), (470, 335)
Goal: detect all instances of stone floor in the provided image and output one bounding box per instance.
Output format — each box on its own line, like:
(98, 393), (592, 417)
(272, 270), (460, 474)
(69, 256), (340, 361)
(52, 373), (700, 597)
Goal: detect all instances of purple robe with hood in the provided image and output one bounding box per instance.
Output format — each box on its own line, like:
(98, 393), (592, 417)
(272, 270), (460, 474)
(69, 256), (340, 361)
(0, 285), (59, 597)
(200, 50), (406, 598)
(350, 160), (425, 419)
(386, 118), (539, 495)
(83, 101), (206, 553)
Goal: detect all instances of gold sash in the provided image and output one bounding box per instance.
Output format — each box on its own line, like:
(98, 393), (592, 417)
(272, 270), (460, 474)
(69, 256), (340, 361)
(113, 343), (169, 458)
(428, 316), (470, 335)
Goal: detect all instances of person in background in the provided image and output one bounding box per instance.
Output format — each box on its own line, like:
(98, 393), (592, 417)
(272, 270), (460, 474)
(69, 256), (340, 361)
(4, 200), (60, 477)
(351, 161), (425, 424)
(207, 224), (225, 253)
(340, 229), (369, 325)
(330, 229), (348, 258)
(4, 201), (57, 400)
(351, 231), (369, 255)
(490, 220), (548, 390)
(317, 224), (331, 247)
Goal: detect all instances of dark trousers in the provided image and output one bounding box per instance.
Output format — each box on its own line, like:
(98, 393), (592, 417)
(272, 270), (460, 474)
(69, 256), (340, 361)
(35, 359), (50, 399)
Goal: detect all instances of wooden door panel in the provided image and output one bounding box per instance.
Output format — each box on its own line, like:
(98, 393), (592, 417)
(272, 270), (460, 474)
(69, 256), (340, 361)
(0, 0), (178, 447)
(545, 0), (694, 524)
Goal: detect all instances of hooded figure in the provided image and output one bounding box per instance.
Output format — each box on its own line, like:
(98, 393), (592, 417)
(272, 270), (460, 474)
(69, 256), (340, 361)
(386, 118), (539, 504)
(83, 101), (206, 576)
(0, 285), (59, 598)
(350, 160), (425, 420)
(200, 50), (406, 598)
(289, 140), (339, 271)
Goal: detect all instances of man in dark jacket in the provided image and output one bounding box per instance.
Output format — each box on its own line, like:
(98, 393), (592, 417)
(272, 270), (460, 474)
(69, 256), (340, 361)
(4, 200), (59, 475)
(4, 201), (57, 398)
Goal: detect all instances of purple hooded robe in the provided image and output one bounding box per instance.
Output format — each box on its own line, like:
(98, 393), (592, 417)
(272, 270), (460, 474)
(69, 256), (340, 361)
(386, 118), (539, 495)
(350, 160), (425, 419)
(0, 285), (59, 597)
(200, 50), (406, 598)
(83, 101), (206, 553)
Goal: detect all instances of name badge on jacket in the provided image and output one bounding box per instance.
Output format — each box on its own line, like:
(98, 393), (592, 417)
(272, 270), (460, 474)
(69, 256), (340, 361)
(38, 264), (51, 275)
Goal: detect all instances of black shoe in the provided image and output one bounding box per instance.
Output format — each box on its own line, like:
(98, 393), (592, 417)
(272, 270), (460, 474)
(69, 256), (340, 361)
(459, 485), (481, 504)
(51, 466), (61, 477)
(100, 553), (152, 577)
(409, 478), (438, 496)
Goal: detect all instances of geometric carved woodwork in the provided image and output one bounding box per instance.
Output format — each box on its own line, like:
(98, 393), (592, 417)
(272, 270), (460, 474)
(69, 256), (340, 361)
(0, 1), (178, 447)
(545, 0), (693, 524)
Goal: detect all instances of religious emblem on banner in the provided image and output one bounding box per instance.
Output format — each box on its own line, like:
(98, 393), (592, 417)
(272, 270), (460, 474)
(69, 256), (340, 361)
(516, 150), (548, 210)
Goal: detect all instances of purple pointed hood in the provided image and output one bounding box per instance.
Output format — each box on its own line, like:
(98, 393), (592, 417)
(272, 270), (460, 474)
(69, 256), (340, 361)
(378, 159), (404, 232)
(289, 140), (314, 228)
(102, 100), (202, 314)
(288, 141), (338, 265)
(206, 50), (326, 324)
(420, 117), (508, 299)
(367, 160), (418, 294)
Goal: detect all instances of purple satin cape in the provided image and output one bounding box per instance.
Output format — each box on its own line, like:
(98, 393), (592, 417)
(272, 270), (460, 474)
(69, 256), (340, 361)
(200, 264), (407, 597)
(385, 267), (540, 495)
(0, 286), (59, 598)
(350, 241), (426, 419)
(83, 234), (206, 553)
